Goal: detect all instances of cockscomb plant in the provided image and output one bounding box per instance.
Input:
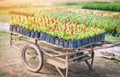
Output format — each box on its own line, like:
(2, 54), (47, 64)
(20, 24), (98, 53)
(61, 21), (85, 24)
(10, 15), (105, 40)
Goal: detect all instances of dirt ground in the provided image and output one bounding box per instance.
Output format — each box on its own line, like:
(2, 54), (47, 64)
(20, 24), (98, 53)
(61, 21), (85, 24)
(0, 31), (120, 77)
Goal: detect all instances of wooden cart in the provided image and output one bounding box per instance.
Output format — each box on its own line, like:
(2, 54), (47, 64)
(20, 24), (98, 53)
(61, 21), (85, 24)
(10, 32), (97, 77)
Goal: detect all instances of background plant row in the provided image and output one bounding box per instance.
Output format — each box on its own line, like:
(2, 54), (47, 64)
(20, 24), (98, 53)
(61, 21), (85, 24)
(82, 2), (120, 12)
(55, 2), (120, 12)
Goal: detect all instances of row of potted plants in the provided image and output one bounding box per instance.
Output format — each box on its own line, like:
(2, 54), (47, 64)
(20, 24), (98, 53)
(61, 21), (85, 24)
(10, 25), (105, 48)
(10, 15), (105, 48)
(108, 32), (120, 37)
(10, 15), (105, 40)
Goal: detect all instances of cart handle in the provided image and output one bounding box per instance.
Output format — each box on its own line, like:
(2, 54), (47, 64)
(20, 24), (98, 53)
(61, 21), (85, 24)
(111, 43), (120, 47)
(94, 43), (120, 51)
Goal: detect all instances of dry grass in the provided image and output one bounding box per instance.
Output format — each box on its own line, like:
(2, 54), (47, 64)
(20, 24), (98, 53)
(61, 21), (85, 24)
(0, 31), (120, 77)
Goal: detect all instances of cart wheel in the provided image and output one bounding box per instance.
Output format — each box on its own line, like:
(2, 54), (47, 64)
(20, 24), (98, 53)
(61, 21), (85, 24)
(22, 42), (43, 73)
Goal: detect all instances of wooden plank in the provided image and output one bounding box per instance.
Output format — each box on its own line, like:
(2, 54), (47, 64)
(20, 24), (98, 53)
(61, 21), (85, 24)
(51, 50), (91, 58)
(70, 54), (90, 61)
(39, 41), (66, 50)
(40, 45), (63, 54)
(44, 52), (66, 62)
(46, 58), (66, 69)
(102, 55), (113, 60)
(55, 65), (65, 77)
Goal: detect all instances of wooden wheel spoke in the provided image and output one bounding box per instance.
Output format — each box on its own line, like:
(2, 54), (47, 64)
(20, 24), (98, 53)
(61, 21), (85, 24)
(22, 42), (43, 72)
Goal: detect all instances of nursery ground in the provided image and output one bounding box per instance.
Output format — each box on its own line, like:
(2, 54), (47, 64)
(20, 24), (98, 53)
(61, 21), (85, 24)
(0, 31), (120, 77)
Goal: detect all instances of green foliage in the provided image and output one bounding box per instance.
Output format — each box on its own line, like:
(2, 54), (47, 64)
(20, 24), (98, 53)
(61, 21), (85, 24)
(51, 11), (120, 33)
(106, 34), (120, 41)
(0, 71), (7, 76)
(82, 2), (120, 12)
(116, 26), (120, 34)
(112, 59), (120, 64)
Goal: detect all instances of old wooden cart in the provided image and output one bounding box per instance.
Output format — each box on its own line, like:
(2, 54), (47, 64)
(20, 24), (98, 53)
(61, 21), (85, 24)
(10, 31), (99, 77)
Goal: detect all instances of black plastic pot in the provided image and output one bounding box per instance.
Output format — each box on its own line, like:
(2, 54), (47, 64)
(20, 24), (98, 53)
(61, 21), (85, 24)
(91, 36), (95, 43)
(100, 33), (105, 41)
(12, 26), (17, 32)
(30, 31), (35, 38)
(49, 36), (55, 44)
(45, 34), (51, 42)
(55, 37), (60, 45)
(34, 31), (40, 38)
(10, 25), (13, 31)
(94, 35), (97, 42)
(26, 29), (31, 37)
(76, 39), (81, 48)
(59, 39), (64, 47)
(42, 33), (47, 40)
(96, 34), (101, 42)
(108, 32), (120, 38)
(115, 34), (120, 37)
(19, 27), (23, 34)
(16, 26), (20, 33)
(88, 37), (92, 44)
(81, 39), (85, 46)
(15, 26), (18, 32)
(111, 33), (116, 36)
(85, 38), (89, 45)
(63, 40), (69, 48)
(22, 28), (27, 36)
(73, 40), (77, 48)
(39, 32), (44, 40)
(69, 40), (77, 48)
